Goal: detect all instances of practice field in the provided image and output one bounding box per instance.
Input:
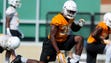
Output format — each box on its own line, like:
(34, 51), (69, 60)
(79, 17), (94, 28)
(0, 42), (106, 63)
(0, 42), (42, 63)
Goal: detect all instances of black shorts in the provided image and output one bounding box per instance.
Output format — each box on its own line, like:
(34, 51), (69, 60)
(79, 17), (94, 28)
(40, 35), (76, 62)
(86, 42), (106, 54)
(10, 30), (22, 39)
(0, 46), (4, 53)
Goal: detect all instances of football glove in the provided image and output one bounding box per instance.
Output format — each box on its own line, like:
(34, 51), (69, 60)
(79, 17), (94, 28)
(56, 52), (66, 63)
(6, 28), (11, 36)
(78, 19), (85, 27)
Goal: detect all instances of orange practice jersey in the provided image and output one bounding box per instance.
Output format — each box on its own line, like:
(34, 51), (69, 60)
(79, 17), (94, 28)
(48, 13), (74, 43)
(87, 21), (111, 43)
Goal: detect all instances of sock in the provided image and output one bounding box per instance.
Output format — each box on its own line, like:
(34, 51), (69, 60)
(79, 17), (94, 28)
(5, 57), (9, 63)
(70, 54), (80, 63)
(21, 57), (28, 63)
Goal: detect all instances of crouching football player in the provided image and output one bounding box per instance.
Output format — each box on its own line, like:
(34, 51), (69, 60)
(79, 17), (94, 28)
(0, 34), (20, 63)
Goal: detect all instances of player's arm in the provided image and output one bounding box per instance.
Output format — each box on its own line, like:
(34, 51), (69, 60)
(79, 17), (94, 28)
(50, 25), (60, 53)
(71, 19), (85, 32)
(70, 22), (81, 32)
(91, 26), (104, 44)
(6, 15), (12, 35)
(6, 15), (11, 28)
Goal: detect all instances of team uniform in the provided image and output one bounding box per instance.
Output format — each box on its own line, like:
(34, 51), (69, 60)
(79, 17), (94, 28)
(4, 0), (22, 63)
(40, 13), (81, 62)
(86, 21), (111, 63)
(6, 6), (22, 39)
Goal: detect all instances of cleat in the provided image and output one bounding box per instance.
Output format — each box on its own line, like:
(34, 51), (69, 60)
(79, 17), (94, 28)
(67, 57), (71, 63)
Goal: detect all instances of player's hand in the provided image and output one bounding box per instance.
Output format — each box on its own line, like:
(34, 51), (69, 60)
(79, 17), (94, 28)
(104, 40), (111, 45)
(78, 19), (85, 27)
(56, 52), (66, 63)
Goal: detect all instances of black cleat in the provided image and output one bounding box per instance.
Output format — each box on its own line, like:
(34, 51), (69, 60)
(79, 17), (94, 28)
(67, 57), (71, 63)
(11, 55), (22, 63)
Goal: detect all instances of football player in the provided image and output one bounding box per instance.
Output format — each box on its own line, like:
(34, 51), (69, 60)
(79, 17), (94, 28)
(6, 0), (23, 39)
(86, 12), (111, 63)
(11, 0), (85, 63)
(5, 0), (23, 63)
(103, 13), (111, 63)
(0, 34), (20, 63)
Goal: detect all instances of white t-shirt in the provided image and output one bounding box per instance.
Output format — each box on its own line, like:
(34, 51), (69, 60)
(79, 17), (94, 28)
(6, 6), (19, 30)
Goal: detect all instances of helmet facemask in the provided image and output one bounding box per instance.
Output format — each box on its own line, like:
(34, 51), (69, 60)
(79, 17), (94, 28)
(63, 8), (76, 19)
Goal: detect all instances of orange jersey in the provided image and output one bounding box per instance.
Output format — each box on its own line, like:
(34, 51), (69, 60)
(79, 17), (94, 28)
(48, 13), (74, 43)
(87, 21), (111, 43)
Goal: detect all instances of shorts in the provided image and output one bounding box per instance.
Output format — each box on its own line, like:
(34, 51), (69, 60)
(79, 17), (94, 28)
(86, 42), (106, 54)
(10, 30), (22, 39)
(40, 35), (76, 62)
(0, 46), (4, 53)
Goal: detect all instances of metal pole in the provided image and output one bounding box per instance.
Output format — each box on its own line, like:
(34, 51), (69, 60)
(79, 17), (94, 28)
(35, 0), (40, 43)
(3, 0), (6, 34)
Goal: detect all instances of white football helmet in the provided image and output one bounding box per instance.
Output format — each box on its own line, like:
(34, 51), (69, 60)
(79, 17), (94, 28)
(6, 36), (20, 50)
(8, 0), (21, 8)
(62, 0), (77, 19)
(103, 12), (111, 28)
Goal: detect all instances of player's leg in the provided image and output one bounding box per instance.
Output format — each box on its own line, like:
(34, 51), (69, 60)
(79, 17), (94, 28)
(86, 44), (96, 63)
(11, 50), (17, 60)
(74, 35), (84, 55)
(11, 55), (28, 63)
(6, 50), (18, 63)
(5, 50), (12, 63)
(86, 51), (97, 63)
(61, 35), (84, 63)
(11, 38), (56, 63)
(105, 44), (111, 63)
(86, 43), (106, 63)
(72, 35), (84, 63)
(39, 38), (56, 63)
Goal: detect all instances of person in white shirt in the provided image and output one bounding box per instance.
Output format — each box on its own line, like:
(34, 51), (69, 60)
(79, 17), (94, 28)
(6, 0), (23, 39)
(5, 0), (23, 63)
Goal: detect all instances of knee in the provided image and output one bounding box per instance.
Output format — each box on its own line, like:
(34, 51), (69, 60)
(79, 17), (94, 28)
(74, 36), (84, 46)
(75, 36), (84, 42)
